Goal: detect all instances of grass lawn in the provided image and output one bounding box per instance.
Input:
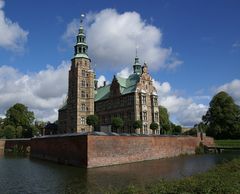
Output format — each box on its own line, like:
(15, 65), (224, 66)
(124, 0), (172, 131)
(109, 157), (240, 194)
(215, 139), (240, 148)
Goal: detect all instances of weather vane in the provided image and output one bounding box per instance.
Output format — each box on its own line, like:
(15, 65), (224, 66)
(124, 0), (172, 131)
(80, 14), (85, 25)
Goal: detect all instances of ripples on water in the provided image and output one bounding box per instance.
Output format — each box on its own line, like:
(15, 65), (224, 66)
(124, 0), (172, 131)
(0, 151), (239, 194)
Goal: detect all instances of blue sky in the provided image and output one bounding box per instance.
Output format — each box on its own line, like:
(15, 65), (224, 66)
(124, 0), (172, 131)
(0, 0), (239, 126)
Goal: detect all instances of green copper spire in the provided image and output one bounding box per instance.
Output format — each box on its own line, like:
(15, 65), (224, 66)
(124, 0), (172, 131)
(74, 14), (89, 59)
(133, 47), (142, 74)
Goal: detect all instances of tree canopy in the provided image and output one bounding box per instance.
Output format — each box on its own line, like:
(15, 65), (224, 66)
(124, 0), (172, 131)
(5, 103), (35, 129)
(150, 122), (159, 134)
(133, 120), (142, 130)
(1, 103), (36, 138)
(159, 106), (171, 134)
(202, 91), (240, 139)
(86, 115), (98, 130)
(111, 117), (124, 132)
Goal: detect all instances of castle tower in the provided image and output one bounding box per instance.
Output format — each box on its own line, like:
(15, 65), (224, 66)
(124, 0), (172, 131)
(67, 15), (95, 132)
(133, 48), (142, 75)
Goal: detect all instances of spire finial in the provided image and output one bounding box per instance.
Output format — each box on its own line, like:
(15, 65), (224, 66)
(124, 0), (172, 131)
(80, 14), (85, 26)
(135, 44), (139, 58)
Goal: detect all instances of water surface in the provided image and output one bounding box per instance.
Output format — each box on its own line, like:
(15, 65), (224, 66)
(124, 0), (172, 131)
(0, 152), (239, 194)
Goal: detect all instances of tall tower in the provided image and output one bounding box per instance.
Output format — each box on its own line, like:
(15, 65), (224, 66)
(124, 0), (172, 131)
(67, 15), (95, 132)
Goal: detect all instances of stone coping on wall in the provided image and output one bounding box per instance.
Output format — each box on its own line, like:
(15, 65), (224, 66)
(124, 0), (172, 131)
(32, 132), (196, 139)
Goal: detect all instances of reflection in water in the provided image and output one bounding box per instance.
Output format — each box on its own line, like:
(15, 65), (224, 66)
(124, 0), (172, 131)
(0, 151), (239, 194)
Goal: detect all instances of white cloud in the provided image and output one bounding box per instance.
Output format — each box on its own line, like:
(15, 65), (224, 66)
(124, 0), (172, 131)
(116, 67), (132, 78)
(216, 79), (240, 105)
(0, 62), (69, 122)
(0, 0), (28, 52)
(97, 75), (109, 87)
(152, 79), (208, 126)
(61, 9), (182, 71)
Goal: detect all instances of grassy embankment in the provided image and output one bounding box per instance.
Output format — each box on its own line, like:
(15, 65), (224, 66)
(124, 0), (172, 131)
(215, 139), (240, 148)
(109, 157), (240, 194)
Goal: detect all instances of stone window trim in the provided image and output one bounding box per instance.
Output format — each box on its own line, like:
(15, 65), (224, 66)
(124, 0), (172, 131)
(81, 103), (86, 111)
(143, 111), (147, 121)
(80, 117), (86, 125)
(141, 95), (146, 105)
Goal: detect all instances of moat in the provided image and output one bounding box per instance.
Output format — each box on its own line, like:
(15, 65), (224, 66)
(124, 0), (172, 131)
(0, 152), (239, 194)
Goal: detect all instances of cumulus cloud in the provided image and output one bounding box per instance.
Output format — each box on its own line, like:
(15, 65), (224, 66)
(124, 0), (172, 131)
(61, 9), (182, 71)
(116, 67), (132, 78)
(216, 79), (240, 105)
(0, 0), (28, 52)
(97, 75), (109, 87)
(152, 79), (208, 126)
(0, 62), (69, 121)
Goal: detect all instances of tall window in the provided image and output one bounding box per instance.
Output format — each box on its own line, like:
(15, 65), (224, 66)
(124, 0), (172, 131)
(81, 91), (85, 98)
(154, 97), (158, 106)
(82, 70), (86, 77)
(155, 112), (159, 122)
(82, 80), (85, 87)
(143, 111), (147, 121)
(144, 124), (148, 134)
(81, 104), (86, 111)
(142, 95), (146, 105)
(80, 117), (86, 125)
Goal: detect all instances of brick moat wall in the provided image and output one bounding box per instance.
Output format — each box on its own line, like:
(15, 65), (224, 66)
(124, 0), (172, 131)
(30, 135), (87, 167)
(0, 139), (31, 154)
(1, 135), (214, 168)
(87, 135), (214, 168)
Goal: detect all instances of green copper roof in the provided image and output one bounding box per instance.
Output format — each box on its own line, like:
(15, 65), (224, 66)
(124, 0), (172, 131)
(95, 84), (110, 101)
(74, 53), (89, 59)
(95, 73), (140, 102)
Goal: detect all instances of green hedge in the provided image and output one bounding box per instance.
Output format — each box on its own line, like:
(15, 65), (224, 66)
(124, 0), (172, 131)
(110, 157), (240, 194)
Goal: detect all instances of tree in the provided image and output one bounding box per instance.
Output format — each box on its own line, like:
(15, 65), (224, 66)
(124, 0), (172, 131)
(86, 115), (98, 131)
(3, 103), (35, 138)
(202, 91), (240, 139)
(172, 125), (182, 134)
(150, 122), (159, 134)
(111, 117), (124, 133)
(133, 120), (142, 133)
(5, 103), (35, 129)
(159, 106), (171, 134)
(3, 125), (16, 139)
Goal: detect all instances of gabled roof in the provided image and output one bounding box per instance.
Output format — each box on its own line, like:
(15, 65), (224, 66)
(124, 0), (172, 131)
(95, 73), (140, 102)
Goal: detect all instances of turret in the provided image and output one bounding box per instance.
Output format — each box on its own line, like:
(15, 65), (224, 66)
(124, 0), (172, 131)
(73, 14), (89, 60)
(133, 48), (142, 75)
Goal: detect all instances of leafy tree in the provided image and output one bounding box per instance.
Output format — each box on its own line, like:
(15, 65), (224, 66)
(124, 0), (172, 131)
(202, 91), (240, 139)
(3, 125), (16, 139)
(150, 122), (159, 134)
(172, 125), (182, 134)
(86, 115), (99, 130)
(15, 126), (23, 138)
(111, 117), (124, 133)
(159, 106), (171, 134)
(4, 103), (35, 129)
(133, 120), (142, 129)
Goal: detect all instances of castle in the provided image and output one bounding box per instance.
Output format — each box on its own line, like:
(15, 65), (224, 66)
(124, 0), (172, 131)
(58, 18), (160, 135)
